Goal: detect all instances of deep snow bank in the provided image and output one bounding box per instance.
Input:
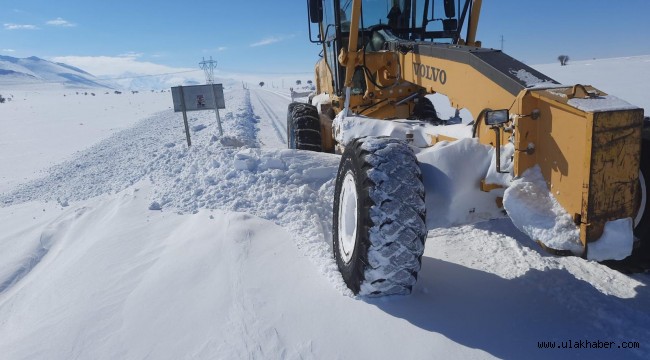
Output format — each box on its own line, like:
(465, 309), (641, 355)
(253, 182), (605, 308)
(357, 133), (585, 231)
(0, 89), (347, 293)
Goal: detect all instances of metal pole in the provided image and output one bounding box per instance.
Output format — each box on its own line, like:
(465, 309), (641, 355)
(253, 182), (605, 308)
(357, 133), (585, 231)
(210, 84), (223, 136)
(178, 86), (192, 147)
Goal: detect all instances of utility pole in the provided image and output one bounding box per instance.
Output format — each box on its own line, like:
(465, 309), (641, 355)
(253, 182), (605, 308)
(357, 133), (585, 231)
(198, 56), (223, 136)
(199, 56), (218, 84)
(500, 35), (504, 51)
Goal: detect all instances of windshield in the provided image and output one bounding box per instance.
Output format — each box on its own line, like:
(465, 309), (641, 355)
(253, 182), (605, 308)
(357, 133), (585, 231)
(340, 0), (463, 40)
(341, 0), (406, 28)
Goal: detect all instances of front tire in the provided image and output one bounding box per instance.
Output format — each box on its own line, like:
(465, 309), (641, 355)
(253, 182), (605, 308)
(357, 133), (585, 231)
(287, 103), (321, 152)
(410, 96), (441, 124)
(633, 139), (650, 256)
(604, 139), (650, 272)
(332, 137), (427, 296)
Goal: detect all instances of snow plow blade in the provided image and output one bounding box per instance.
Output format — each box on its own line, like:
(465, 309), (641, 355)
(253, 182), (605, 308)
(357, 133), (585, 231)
(511, 87), (644, 251)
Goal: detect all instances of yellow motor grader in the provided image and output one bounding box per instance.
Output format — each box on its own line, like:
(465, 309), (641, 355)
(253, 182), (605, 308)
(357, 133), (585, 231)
(287, 0), (649, 296)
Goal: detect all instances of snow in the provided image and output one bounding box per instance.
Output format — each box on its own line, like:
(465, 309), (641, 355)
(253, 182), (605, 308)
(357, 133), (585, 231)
(511, 68), (558, 88)
(588, 218), (635, 261)
(333, 113), (472, 147)
(0, 55), (649, 359)
(503, 166), (583, 254)
(485, 142), (515, 186)
(417, 138), (505, 227)
(0, 55), (113, 89)
(0, 89), (173, 193)
(503, 166), (634, 260)
(568, 94), (638, 112)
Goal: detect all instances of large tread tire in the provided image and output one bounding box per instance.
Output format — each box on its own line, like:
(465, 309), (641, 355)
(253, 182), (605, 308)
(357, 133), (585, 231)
(332, 137), (427, 296)
(632, 139), (650, 255)
(410, 96), (441, 124)
(603, 139), (650, 272)
(287, 102), (322, 152)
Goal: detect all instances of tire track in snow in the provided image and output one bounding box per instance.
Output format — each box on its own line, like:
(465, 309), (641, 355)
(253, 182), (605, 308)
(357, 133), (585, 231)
(250, 90), (287, 145)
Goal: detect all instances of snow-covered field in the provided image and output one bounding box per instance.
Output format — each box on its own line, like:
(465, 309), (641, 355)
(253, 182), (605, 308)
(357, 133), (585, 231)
(0, 57), (649, 360)
(0, 90), (172, 192)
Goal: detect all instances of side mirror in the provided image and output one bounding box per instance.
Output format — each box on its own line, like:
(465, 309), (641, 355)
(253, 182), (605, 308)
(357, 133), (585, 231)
(309, 0), (323, 23)
(444, 0), (456, 18)
(442, 19), (458, 32)
(485, 109), (509, 126)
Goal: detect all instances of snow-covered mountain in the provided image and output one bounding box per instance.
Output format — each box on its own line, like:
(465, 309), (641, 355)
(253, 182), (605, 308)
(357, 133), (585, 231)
(111, 73), (241, 92)
(117, 75), (199, 91)
(0, 55), (114, 89)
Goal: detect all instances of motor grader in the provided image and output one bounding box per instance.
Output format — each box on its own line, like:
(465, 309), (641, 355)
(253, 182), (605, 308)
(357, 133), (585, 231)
(287, 0), (649, 296)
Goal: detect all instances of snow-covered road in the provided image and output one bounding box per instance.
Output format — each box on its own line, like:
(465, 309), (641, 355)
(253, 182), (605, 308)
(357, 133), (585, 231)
(249, 88), (290, 148)
(0, 82), (648, 359)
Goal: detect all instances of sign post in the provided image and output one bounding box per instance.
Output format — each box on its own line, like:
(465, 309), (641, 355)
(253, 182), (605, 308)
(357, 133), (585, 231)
(210, 85), (224, 136)
(177, 86), (192, 146)
(171, 84), (226, 146)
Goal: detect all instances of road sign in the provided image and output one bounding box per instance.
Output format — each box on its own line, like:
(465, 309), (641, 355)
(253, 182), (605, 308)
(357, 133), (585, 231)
(171, 84), (225, 112)
(171, 84), (226, 146)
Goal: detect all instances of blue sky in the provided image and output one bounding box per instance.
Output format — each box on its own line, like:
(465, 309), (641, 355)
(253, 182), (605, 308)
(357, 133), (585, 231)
(1, 0), (649, 78)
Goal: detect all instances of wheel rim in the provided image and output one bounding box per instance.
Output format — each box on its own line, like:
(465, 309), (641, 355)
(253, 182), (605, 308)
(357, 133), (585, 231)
(635, 171), (647, 228)
(338, 171), (358, 264)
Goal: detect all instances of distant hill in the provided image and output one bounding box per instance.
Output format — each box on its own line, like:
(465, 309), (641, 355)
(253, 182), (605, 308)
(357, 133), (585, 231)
(0, 55), (236, 91)
(0, 55), (115, 90)
(112, 72), (202, 91)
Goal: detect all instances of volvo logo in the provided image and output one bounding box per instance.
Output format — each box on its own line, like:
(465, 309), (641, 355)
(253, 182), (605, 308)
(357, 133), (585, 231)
(413, 63), (447, 84)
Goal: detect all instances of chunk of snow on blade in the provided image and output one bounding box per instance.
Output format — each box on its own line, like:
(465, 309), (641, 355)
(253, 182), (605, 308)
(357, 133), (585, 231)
(587, 218), (634, 261)
(333, 113), (472, 148)
(503, 166), (582, 253)
(417, 138), (505, 227)
(510, 69), (557, 88)
(568, 95), (638, 112)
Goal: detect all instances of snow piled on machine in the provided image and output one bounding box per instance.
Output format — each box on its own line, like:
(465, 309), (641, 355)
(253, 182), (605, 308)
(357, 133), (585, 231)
(503, 166), (583, 254)
(568, 94), (638, 112)
(333, 113), (472, 147)
(417, 138), (505, 227)
(504, 166), (634, 260)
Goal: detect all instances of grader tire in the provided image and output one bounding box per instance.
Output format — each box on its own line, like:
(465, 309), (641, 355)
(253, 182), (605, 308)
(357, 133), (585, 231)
(287, 103), (322, 152)
(633, 139), (650, 255)
(603, 139), (650, 272)
(410, 96), (441, 124)
(332, 137), (427, 296)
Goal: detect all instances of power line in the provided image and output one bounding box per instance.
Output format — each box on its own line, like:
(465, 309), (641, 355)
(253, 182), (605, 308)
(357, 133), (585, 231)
(199, 57), (217, 84)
